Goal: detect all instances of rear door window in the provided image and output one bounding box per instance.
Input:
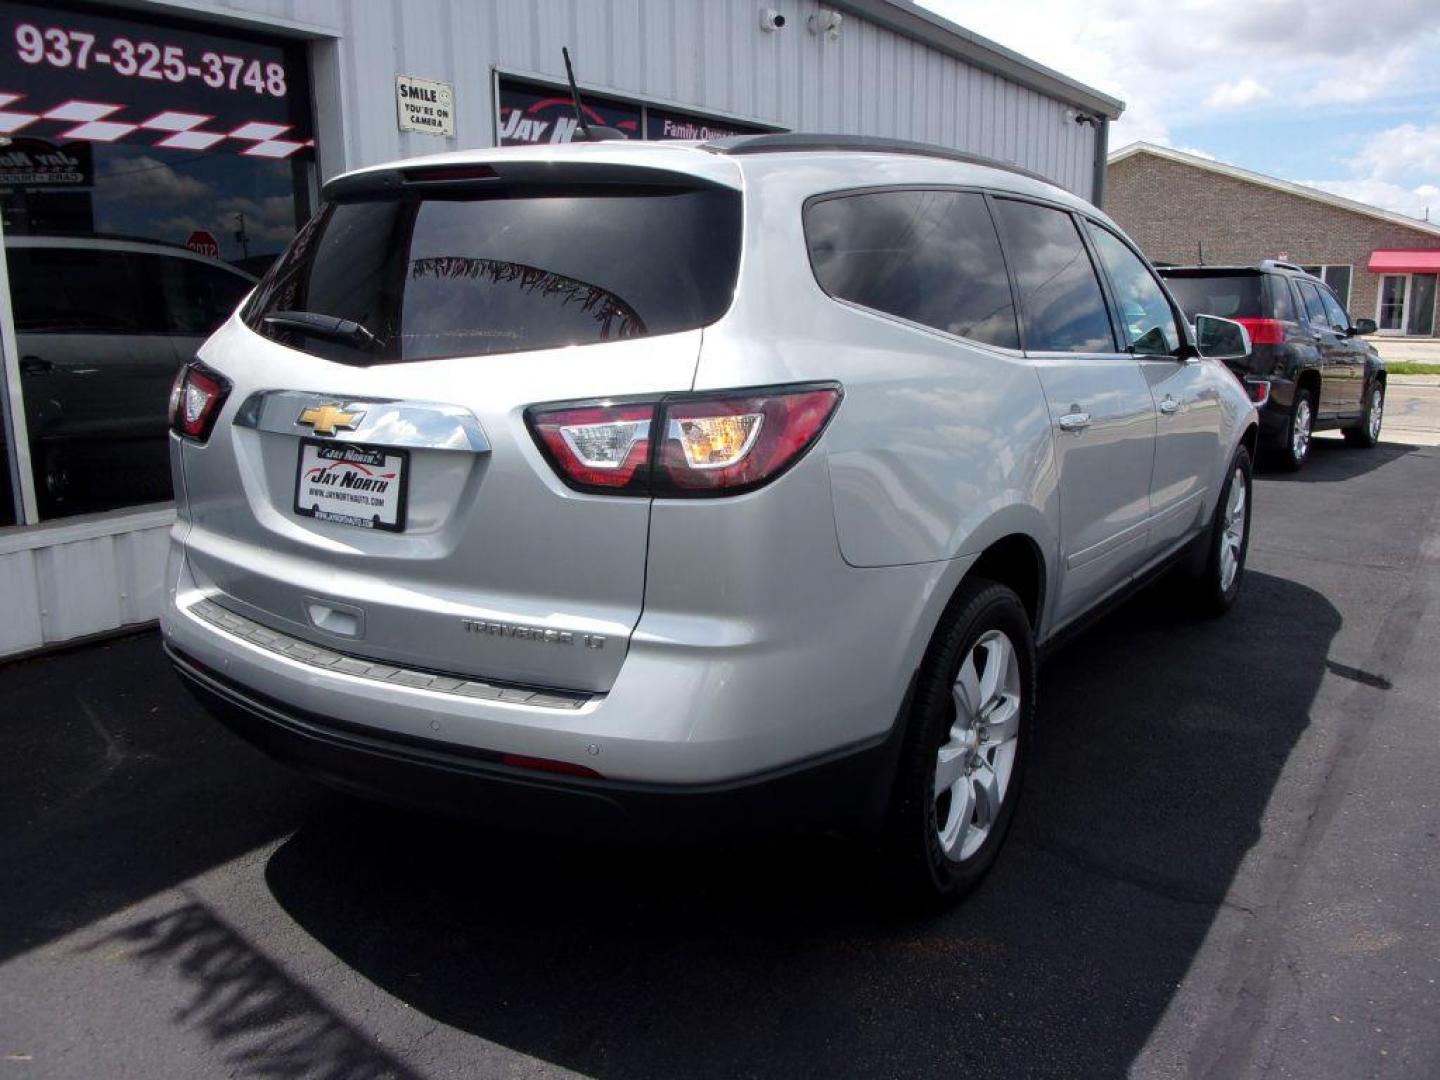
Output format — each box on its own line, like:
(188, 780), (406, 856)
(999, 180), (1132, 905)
(991, 199), (1114, 353)
(803, 189), (1019, 349)
(245, 184), (742, 364)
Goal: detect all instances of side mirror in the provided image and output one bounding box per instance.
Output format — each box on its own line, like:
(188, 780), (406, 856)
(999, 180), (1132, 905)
(1193, 314), (1252, 361)
(1350, 317), (1377, 336)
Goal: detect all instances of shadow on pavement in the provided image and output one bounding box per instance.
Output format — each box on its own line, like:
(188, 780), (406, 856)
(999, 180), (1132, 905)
(1260, 438), (1416, 482)
(259, 570), (1340, 1079)
(0, 633), (315, 963)
(82, 899), (420, 1080)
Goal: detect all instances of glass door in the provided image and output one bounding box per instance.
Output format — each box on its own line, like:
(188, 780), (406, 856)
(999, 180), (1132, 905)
(1407, 273), (1437, 337)
(1377, 274), (1407, 333)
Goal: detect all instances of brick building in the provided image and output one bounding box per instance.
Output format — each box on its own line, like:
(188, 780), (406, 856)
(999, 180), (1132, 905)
(1107, 143), (1440, 337)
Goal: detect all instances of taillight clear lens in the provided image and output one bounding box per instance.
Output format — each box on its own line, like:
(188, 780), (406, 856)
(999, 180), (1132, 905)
(168, 361), (231, 442)
(526, 384), (841, 498)
(655, 387), (840, 495)
(528, 403), (655, 493)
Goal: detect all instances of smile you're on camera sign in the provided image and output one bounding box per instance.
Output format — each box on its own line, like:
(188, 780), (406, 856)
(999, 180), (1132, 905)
(395, 73), (453, 137)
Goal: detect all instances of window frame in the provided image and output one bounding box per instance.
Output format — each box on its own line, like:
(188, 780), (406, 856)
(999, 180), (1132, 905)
(800, 183), (1026, 355)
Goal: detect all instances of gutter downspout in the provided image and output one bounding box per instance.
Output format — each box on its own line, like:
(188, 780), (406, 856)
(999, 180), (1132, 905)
(1091, 117), (1109, 209)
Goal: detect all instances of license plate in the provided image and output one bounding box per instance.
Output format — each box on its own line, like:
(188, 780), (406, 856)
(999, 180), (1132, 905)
(294, 439), (408, 532)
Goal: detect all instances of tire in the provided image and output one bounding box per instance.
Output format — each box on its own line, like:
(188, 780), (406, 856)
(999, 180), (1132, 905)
(1277, 387), (1314, 471)
(1343, 380), (1384, 448)
(884, 578), (1036, 906)
(1192, 445), (1252, 616)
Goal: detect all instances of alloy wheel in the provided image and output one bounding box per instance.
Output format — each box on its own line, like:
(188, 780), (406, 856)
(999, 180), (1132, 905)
(1292, 398), (1312, 463)
(1219, 466), (1247, 592)
(1369, 387), (1384, 440)
(934, 629), (1022, 862)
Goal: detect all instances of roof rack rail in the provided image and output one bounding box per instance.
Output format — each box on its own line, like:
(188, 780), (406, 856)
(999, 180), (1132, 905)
(701, 132), (1052, 185)
(1261, 259), (1307, 273)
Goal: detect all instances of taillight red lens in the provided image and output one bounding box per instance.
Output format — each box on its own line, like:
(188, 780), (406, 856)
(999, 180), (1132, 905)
(168, 361), (231, 442)
(527, 402), (655, 493)
(655, 386), (841, 495)
(1234, 318), (1283, 346)
(525, 383), (842, 497)
(1243, 378), (1272, 405)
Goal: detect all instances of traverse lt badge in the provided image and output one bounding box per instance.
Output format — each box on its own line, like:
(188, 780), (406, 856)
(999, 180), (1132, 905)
(297, 403), (364, 437)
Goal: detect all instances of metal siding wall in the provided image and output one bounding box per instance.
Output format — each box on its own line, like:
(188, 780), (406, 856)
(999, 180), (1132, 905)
(0, 522), (171, 658)
(206, 0), (1098, 197)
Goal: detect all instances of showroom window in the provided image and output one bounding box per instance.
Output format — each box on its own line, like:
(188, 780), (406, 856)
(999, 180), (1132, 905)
(0, 0), (314, 524)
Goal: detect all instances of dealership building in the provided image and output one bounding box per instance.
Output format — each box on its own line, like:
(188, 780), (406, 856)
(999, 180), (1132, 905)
(0, 0), (1121, 657)
(1108, 142), (1440, 338)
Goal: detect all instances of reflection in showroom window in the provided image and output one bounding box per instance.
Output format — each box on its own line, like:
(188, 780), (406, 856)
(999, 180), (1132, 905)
(0, 0), (313, 521)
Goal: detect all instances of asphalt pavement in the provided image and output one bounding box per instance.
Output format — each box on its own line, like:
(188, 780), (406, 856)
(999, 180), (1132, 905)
(2, 436), (1438, 1079)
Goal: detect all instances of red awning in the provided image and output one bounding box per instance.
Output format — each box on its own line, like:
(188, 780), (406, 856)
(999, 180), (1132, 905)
(1368, 249), (1440, 273)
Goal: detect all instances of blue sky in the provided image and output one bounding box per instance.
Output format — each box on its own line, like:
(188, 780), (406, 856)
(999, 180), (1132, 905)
(920, 0), (1440, 220)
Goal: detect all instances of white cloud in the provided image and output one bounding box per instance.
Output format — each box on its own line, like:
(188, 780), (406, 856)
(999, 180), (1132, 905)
(1302, 178), (1440, 221)
(1205, 77), (1271, 109)
(1349, 123), (1440, 182)
(97, 155), (212, 202)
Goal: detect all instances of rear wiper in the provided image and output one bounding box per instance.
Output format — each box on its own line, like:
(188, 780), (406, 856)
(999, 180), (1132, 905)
(262, 310), (378, 348)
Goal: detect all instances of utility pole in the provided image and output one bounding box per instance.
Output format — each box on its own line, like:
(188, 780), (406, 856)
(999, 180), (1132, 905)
(234, 211), (250, 261)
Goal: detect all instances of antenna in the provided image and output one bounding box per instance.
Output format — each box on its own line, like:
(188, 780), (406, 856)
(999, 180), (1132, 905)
(561, 47), (593, 142)
(1198, 238), (1205, 266)
(560, 46), (627, 142)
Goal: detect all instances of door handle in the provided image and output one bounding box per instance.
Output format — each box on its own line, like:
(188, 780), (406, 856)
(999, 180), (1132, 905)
(20, 355), (52, 375)
(1159, 396), (1179, 415)
(1058, 411), (1091, 432)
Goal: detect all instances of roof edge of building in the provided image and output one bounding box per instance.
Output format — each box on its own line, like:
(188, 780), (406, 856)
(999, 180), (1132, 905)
(834, 1), (1124, 119)
(1109, 141), (1440, 240)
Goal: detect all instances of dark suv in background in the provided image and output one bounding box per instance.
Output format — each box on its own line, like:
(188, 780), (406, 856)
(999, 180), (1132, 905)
(1160, 261), (1385, 470)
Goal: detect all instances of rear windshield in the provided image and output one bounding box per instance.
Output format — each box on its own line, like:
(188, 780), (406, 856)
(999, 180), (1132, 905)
(243, 185), (741, 364)
(1161, 273), (1266, 321)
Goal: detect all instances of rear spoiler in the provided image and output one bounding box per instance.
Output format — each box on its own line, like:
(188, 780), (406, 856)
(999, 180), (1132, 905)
(322, 161), (730, 202)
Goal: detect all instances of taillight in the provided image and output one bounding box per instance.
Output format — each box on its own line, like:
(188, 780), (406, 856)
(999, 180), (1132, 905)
(525, 383), (842, 497)
(656, 387), (840, 494)
(1243, 378), (1271, 405)
(527, 402), (654, 494)
(1233, 318), (1283, 346)
(168, 361), (231, 442)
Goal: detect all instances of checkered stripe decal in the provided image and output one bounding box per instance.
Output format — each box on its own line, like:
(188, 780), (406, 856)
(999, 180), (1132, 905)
(0, 94), (312, 158)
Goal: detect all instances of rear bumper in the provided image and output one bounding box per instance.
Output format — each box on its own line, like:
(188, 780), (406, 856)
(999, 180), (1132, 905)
(168, 643), (903, 837)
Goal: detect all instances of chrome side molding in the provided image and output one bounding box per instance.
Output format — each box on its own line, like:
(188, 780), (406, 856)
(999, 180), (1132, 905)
(233, 389), (490, 453)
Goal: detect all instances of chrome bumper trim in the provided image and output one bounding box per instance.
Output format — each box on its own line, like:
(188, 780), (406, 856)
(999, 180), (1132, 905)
(186, 597), (589, 710)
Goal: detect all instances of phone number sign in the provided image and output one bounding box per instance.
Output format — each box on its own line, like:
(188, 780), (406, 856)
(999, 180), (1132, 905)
(0, 0), (311, 158)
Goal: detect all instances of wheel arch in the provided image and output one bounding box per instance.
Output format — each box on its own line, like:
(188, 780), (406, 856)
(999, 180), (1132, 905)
(1295, 365), (1321, 402)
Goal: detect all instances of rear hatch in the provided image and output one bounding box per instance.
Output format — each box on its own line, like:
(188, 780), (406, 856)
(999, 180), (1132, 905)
(1160, 268), (1274, 377)
(179, 154), (742, 693)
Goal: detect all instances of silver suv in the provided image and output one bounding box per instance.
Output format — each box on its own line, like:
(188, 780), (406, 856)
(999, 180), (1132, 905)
(162, 134), (1258, 902)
